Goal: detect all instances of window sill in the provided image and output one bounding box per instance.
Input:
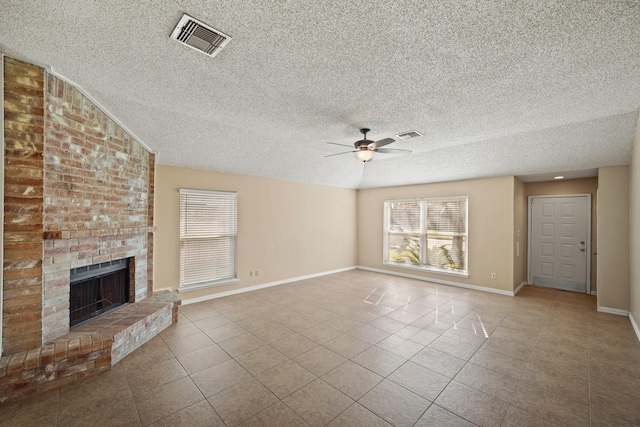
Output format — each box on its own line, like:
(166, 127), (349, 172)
(178, 278), (239, 293)
(382, 262), (469, 278)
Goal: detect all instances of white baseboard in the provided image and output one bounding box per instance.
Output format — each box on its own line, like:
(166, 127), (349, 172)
(514, 281), (526, 295)
(181, 266), (357, 305)
(597, 306), (630, 316)
(357, 266), (516, 296)
(629, 312), (640, 343)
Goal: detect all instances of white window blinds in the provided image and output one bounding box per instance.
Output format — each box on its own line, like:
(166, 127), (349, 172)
(179, 189), (237, 290)
(388, 201), (421, 233)
(425, 199), (467, 235)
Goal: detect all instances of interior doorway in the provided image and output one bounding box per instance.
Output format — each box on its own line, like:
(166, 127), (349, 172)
(528, 195), (591, 293)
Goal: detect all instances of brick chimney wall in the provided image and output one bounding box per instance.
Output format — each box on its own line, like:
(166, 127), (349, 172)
(3, 57), (45, 355)
(2, 57), (155, 355)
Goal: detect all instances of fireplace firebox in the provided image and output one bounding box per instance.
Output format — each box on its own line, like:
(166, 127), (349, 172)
(69, 258), (130, 327)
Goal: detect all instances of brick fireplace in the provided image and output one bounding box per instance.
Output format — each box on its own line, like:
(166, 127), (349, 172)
(1, 57), (178, 402)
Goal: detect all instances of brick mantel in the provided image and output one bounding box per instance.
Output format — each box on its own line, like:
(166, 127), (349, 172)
(43, 226), (156, 240)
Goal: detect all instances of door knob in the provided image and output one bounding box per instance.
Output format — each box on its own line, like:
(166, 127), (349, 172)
(580, 248), (585, 252)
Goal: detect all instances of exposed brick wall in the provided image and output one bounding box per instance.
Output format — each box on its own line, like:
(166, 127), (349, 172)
(44, 74), (150, 232)
(3, 58), (45, 355)
(147, 153), (155, 297)
(3, 57), (155, 352)
(41, 74), (153, 342)
(0, 57), (173, 404)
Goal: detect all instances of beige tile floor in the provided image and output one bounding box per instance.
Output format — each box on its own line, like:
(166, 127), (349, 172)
(1, 270), (640, 426)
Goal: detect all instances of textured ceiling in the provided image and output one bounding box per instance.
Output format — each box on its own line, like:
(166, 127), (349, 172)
(1, 0), (638, 189)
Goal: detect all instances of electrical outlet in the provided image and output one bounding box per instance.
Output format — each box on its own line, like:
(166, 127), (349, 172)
(491, 272), (496, 279)
(250, 271), (253, 277)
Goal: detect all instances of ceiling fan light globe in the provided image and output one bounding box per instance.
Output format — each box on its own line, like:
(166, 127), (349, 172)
(355, 150), (374, 162)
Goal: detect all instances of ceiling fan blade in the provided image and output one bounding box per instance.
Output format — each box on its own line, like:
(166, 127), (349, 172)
(324, 150), (356, 158)
(373, 138), (395, 148)
(326, 141), (354, 148)
(376, 148), (413, 154)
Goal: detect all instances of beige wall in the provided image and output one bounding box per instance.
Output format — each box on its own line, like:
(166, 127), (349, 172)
(154, 165), (357, 303)
(513, 178), (527, 289)
(525, 177), (599, 293)
(630, 113), (640, 330)
(597, 166), (630, 311)
(357, 176), (516, 293)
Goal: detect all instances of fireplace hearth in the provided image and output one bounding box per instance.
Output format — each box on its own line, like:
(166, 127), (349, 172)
(70, 259), (130, 327)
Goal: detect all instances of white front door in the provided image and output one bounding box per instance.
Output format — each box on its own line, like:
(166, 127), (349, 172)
(529, 195), (590, 293)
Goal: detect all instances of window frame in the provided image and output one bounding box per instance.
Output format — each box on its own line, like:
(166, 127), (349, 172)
(179, 188), (239, 292)
(383, 196), (469, 278)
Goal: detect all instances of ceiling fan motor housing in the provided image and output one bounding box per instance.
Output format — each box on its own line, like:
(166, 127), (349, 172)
(355, 139), (375, 150)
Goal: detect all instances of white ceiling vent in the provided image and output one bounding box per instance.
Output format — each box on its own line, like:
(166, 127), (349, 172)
(170, 14), (231, 58)
(395, 130), (423, 140)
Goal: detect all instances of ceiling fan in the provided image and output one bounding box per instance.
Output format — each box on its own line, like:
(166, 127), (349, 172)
(325, 128), (413, 162)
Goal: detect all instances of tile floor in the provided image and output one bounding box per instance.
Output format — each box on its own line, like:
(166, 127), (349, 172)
(1, 270), (639, 426)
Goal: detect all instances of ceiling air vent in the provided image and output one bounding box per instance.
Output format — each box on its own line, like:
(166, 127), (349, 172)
(170, 14), (231, 58)
(395, 130), (423, 140)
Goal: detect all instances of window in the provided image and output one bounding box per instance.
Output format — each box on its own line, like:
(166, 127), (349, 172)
(384, 197), (468, 276)
(179, 189), (238, 291)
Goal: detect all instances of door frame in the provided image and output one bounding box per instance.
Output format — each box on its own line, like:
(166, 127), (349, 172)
(527, 194), (592, 294)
